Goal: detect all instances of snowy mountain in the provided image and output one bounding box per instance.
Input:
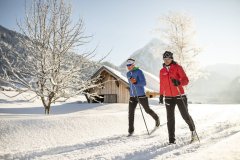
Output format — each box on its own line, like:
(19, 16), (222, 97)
(119, 38), (166, 76)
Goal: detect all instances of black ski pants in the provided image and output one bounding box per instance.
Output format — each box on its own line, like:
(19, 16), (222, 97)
(128, 96), (159, 134)
(165, 95), (195, 143)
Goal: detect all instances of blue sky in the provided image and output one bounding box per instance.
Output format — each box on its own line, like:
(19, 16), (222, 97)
(0, 0), (240, 66)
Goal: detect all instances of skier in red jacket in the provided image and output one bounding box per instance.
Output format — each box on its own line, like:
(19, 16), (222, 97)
(159, 51), (197, 144)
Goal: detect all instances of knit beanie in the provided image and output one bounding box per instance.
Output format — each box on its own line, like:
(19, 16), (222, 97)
(163, 51), (173, 59)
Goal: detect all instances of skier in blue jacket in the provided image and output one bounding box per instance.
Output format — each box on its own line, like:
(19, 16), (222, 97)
(126, 58), (160, 136)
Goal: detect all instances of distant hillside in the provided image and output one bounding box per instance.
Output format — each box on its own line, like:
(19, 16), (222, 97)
(0, 25), (100, 86)
(188, 64), (240, 104)
(0, 25), (29, 57)
(0, 25), (30, 85)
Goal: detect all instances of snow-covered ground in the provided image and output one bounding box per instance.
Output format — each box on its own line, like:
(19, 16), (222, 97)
(0, 91), (240, 160)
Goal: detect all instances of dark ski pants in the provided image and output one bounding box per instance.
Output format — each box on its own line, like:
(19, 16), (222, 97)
(128, 96), (159, 134)
(165, 95), (195, 143)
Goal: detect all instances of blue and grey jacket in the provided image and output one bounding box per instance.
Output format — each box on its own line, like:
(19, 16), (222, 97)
(126, 67), (146, 97)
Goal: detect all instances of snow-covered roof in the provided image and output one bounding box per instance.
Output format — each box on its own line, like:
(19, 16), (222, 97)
(103, 65), (129, 84)
(92, 65), (159, 92)
(142, 70), (159, 92)
(91, 65), (129, 86)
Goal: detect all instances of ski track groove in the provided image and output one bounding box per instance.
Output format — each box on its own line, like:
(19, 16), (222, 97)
(2, 121), (240, 160)
(116, 124), (240, 160)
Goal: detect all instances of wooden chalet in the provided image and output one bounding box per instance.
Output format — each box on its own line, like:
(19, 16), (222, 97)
(85, 65), (159, 103)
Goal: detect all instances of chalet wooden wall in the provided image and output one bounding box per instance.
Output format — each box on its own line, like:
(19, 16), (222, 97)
(91, 71), (130, 103)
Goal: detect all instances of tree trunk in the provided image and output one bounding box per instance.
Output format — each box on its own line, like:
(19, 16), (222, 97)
(44, 105), (50, 114)
(42, 97), (51, 115)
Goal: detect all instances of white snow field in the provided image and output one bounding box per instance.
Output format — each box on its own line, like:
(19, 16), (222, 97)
(0, 91), (240, 160)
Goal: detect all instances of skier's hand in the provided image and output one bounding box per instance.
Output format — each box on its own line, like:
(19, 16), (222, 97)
(171, 78), (181, 86)
(130, 77), (137, 84)
(159, 95), (164, 104)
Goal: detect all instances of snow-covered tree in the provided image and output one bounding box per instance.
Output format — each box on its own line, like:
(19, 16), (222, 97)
(0, 0), (102, 114)
(155, 12), (202, 83)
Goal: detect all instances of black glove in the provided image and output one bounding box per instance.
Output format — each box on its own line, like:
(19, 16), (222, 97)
(159, 95), (164, 104)
(171, 78), (181, 86)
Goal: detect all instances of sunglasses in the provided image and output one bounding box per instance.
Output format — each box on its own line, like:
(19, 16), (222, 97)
(163, 58), (172, 61)
(126, 64), (132, 67)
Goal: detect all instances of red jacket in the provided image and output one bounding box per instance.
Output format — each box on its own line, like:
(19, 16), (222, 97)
(160, 62), (189, 97)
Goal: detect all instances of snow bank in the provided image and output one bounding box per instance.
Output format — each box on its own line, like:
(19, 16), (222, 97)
(0, 91), (240, 160)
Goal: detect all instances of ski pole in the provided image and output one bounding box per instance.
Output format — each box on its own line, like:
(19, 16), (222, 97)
(176, 86), (200, 143)
(130, 79), (150, 135)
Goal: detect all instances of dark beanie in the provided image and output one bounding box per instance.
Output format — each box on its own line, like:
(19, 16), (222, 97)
(163, 51), (173, 59)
